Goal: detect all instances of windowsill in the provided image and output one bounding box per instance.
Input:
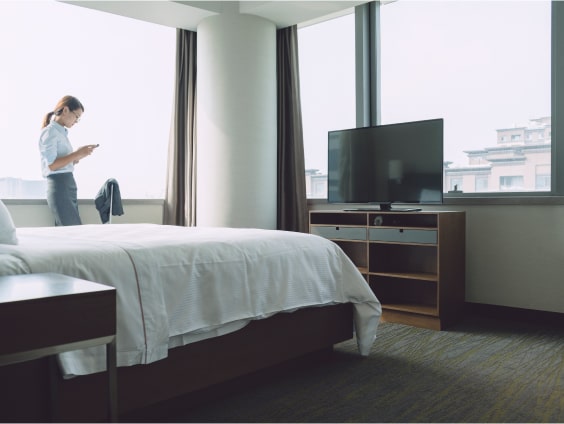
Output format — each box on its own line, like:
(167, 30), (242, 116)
(1, 199), (165, 205)
(308, 195), (564, 207)
(443, 195), (564, 206)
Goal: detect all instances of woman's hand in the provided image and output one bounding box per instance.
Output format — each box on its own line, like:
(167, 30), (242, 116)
(49, 144), (98, 171)
(75, 144), (99, 160)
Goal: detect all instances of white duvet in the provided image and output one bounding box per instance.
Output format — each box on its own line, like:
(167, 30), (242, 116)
(0, 224), (381, 376)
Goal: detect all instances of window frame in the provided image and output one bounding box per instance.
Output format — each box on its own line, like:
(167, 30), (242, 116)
(353, 1), (564, 206)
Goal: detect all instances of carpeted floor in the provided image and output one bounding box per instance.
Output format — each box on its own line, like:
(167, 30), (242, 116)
(154, 316), (564, 423)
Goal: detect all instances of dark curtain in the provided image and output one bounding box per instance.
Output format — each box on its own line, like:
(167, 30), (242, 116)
(164, 29), (197, 226)
(276, 26), (308, 233)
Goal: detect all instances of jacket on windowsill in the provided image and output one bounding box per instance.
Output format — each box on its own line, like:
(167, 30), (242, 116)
(94, 178), (124, 224)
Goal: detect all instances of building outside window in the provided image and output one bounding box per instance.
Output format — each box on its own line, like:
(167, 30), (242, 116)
(445, 117), (551, 193)
(535, 171), (551, 190)
(500, 176), (525, 191)
(475, 176), (489, 192)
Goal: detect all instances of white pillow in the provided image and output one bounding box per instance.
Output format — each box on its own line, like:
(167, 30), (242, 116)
(0, 200), (18, 245)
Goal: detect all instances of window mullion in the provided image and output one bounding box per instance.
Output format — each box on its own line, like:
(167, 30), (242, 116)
(355, 1), (380, 128)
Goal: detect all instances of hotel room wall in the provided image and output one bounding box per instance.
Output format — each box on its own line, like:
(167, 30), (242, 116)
(5, 201), (163, 227)
(459, 204), (564, 314)
(4, 5), (561, 314)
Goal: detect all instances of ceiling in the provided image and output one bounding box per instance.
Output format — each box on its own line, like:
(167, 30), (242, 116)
(63, 1), (369, 30)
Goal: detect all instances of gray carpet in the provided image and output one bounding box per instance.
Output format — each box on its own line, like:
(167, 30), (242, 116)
(169, 316), (563, 423)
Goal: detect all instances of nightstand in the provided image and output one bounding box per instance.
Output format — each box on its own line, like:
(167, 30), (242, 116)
(0, 273), (117, 422)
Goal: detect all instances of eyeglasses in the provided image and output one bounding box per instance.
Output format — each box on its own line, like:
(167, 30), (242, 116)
(71, 110), (81, 123)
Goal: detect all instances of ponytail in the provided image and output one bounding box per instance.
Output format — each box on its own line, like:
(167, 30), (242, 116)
(42, 111), (55, 128)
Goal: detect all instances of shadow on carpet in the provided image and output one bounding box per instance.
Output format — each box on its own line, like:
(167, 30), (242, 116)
(151, 316), (564, 423)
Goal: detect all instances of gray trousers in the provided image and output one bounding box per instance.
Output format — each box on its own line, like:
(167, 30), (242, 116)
(46, 173), (82, 226)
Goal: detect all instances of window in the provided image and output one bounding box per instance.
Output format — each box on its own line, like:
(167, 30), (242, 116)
(500, 176), (525, 191)
(0, 1), (175, 199)
(536, 164), (551, 189)
(380, 1), (551, 195)
(475, 176), (489, 192)
(300, 1), (559, 200)
(536, 174), (551, 190)
(298, 12), (356, 199)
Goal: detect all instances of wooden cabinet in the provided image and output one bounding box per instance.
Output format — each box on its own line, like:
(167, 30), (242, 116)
(310, 210), (465, 330)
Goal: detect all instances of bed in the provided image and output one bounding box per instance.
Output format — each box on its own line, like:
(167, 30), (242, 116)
(0, 206), (381, 421)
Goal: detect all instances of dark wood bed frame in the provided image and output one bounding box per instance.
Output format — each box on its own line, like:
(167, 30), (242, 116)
(1, 303), (353, 422)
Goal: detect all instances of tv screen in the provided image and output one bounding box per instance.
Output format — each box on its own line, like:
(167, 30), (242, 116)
(327, 118), (444, 211)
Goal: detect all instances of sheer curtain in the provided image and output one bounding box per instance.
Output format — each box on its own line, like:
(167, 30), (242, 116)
(164, 29), (197, 226)
(277, 26), (308, 233)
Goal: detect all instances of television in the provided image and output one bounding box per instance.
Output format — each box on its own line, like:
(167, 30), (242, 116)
(327, 118), (444, 211)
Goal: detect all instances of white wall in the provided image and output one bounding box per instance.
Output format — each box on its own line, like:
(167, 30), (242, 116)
(5, 201), (163, 227)
(310, 202), (564, 314)
(460, 204), (564, 313)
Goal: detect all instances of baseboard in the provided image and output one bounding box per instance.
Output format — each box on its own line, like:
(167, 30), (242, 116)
(465, 302), (564, 328)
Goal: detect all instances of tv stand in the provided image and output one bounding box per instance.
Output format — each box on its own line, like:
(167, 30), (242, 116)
(309, 210), (465, 330)
(390, 207), (422, 212)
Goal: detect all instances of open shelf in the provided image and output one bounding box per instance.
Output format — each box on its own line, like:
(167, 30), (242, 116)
(369, 212), (437, 228)
(333, 240), (368, 271)
(371, 271), (438, 282)
(369, 243), (437, 275)
(309, 211), (368, 226)
(310, 210), (465, 330)
(382, 303), (438, 317)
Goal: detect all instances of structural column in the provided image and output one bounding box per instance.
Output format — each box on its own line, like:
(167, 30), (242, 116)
(196, 11), (277, 228)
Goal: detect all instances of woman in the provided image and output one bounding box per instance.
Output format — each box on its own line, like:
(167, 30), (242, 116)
(39, 95), (98, 226)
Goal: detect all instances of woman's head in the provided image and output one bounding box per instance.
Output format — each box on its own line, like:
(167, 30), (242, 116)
(42, 95), (84, 128)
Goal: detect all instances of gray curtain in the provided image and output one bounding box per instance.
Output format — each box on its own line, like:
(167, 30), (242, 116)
(164, 29), (197, 226)
(277, 26), (308, 233)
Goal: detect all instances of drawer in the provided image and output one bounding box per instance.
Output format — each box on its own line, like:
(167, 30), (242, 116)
(311, 226), (367, 241)
(369, 228), (437, 244)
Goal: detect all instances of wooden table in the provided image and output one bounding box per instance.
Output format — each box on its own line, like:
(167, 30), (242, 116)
(0, 273), (117, 421)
